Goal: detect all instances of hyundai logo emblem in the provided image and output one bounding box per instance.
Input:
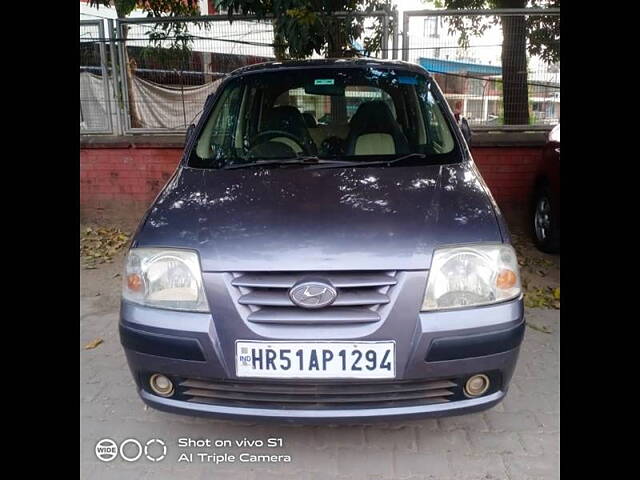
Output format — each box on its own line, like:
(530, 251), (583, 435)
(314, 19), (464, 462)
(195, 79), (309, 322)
(289, 281), (337, 309)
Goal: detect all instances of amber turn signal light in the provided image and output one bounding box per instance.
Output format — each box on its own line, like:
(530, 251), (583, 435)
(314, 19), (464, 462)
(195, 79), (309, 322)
(127, 273), (143, 292)
(496, 269), (517, 289)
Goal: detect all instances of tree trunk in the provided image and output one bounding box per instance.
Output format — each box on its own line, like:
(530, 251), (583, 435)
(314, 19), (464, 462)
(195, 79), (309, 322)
(121, 25), (142, 128)
(499, 1), (529, 125)
(326, 15), (348, 58)
(326, 17), (347, 123)
(272, 19), (287, 61)
(111, 5), (142, 129)
(113, 15), (141, 129)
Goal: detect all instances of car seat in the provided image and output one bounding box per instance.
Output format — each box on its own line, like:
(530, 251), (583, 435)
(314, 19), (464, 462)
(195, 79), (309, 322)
(345, 101), (409, 156)
(261, 106), (318, 154)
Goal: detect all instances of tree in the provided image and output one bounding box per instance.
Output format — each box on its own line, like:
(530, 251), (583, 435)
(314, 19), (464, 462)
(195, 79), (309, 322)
(433, 0), (560, 125)
(89, 1), (202, 127)
(215, 0), (394, 60)
(90, 1), (200, 21)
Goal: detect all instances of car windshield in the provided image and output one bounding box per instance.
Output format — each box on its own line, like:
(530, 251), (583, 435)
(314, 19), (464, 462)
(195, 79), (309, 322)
(189, 67), (459, 169)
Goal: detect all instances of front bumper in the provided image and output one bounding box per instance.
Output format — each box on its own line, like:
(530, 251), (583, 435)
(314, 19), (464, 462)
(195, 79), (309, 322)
(138, 388), (506, 424)
(119, 296), (524, 423)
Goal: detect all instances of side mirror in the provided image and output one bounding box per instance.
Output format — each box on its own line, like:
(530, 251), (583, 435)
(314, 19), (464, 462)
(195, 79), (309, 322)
(185, 123), (196, 144)
(460, 117), (473, 145)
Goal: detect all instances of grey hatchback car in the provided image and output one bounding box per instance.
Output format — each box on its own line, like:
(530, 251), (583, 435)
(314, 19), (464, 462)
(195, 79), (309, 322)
(120, 59), (525, 423)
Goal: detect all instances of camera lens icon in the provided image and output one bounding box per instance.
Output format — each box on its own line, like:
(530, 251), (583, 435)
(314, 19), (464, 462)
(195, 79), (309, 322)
(95, 438), (166, 462)
(95, 439), (118, 462)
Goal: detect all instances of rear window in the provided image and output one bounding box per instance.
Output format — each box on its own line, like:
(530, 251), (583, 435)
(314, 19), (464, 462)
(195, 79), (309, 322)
(190, 67), (458, 168)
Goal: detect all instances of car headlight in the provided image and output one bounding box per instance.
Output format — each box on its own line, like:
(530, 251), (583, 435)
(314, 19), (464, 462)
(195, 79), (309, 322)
(122, 248), (209, 312)
(421, 243), (521, 311)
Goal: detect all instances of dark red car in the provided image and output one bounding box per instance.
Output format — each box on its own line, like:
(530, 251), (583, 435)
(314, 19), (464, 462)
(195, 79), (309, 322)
(532, 124), (560, 253)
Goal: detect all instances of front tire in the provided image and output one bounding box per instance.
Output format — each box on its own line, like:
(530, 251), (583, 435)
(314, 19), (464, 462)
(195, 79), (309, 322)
(532, 184), (560, 253)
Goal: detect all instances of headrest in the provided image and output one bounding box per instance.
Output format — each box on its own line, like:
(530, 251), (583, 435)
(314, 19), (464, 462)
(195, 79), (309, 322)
(263, 106), (307, 133)
(349, 101), (398, 134)
(261, 105), (318, 155)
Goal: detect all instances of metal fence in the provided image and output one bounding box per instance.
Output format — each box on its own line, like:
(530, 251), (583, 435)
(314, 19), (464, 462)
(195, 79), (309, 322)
(116, 15), (278, 133)
(80, 8), (559, 135)
(401, 8), (560, 128)
(80, 20), (113, 134)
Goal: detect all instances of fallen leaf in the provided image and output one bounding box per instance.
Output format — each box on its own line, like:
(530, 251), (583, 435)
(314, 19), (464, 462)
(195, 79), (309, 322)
(84, 338), (104, 350)
(80, 226), (130, 269)
(527, 323), (552, 334)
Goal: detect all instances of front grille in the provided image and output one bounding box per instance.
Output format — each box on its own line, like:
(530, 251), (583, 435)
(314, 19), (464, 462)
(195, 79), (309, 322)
(176, 378), (459, 410)
(231, 271), (397, 325)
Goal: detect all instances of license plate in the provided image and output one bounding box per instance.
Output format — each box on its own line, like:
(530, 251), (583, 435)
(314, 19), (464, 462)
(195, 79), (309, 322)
(235, 341), (396, 379)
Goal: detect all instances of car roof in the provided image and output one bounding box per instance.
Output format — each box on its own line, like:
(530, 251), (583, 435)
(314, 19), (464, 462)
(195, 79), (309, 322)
(229, 58), (430, 77)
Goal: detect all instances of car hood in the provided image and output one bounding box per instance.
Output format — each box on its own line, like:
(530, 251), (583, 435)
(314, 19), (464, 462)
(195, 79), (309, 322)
(135, 162), (502, 271)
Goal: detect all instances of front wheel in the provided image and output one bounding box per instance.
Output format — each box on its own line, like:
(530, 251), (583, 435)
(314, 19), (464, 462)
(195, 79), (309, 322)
(532, 185), (560, 253)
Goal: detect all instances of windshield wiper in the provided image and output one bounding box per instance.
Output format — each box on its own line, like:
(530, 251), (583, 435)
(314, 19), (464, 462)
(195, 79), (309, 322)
(309, 152), (430, 170)
(223, 156), (359, 170)
(222, 153), (433, 170)
(353, 153), (429, 167)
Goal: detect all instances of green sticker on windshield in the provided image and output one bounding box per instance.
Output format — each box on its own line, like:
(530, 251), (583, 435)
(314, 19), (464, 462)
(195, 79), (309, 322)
(314, 79), (335, 85)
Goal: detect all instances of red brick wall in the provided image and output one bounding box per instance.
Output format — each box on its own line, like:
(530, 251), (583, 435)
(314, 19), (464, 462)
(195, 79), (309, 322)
(80, 146), (543, 220)
(472, 147), (543, 204)
(80, 146), (183, 220)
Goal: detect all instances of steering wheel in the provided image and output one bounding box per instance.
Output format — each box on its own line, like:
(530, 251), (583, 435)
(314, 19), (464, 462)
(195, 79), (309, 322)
(320, 136), (346, 156)
(251, 130), (313, 156)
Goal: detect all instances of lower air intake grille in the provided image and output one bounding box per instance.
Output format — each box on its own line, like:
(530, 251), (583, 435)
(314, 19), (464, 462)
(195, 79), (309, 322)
(175, 378), (459, 409)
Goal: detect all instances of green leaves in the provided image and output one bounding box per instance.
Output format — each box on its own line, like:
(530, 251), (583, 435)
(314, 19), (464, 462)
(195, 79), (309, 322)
(80, 227), (130, 270)
(92, 0), (202, 51)
(217, 0), (392, 59)
(89, 1), (138, 18)
(434, 0), (560, 64)
(90, 0), (199, 19)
